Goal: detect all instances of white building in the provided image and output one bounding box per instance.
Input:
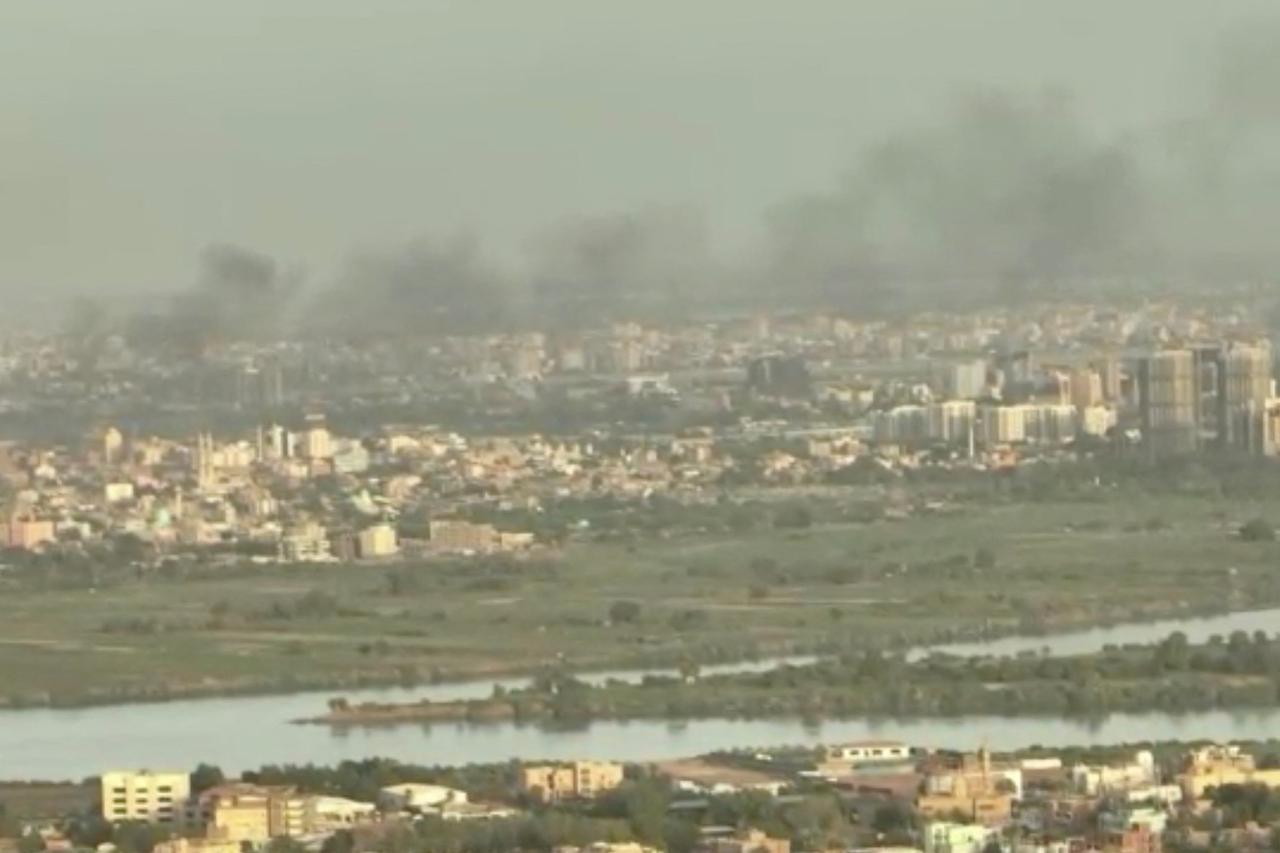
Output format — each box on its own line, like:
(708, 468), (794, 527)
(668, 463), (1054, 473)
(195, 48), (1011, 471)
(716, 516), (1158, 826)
(379, 783), (468, 812)
(827, 741), (912, 765)
(923, 821), (1001, 853)
(306, 796), (377, 831)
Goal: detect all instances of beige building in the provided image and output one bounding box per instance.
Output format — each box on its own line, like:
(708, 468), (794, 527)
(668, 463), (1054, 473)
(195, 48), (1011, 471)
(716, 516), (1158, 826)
(520, 761), (624, 803)
(917, 749), (1018, 827)
(100, 770), (190, 824)
(357, 524), (399, 558)
(429, 519), (499, 555)
(5, 516), (56, 551)
(1178, 744), (1280, 799)
(194, 783), (309, 843)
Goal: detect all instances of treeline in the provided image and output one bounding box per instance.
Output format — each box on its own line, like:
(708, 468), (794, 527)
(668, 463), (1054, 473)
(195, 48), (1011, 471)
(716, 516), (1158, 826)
(349, 632), (1280, 726)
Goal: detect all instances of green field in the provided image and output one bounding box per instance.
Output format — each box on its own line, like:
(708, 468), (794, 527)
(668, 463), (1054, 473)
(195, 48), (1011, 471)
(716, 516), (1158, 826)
(1, 495), (1278, 705)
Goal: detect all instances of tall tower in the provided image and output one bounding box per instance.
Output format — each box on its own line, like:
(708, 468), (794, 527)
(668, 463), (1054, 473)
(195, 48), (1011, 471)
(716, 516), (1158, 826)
(1138, 349), (1198, 455)
(1219, 342), (1272, 452)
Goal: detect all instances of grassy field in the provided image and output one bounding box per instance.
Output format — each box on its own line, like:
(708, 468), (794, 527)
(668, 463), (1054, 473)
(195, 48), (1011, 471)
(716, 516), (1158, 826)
(1, 495), (1278, 705)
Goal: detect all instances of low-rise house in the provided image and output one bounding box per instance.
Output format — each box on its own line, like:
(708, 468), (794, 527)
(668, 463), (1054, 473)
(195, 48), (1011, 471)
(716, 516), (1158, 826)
(306, 796), (377, 832)
(378, 784), (467, 813)
(923, 822), (1002, 853)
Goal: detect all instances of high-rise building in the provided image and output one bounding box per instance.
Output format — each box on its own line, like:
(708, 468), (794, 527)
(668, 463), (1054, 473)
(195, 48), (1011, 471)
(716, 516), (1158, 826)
(872, 405), (928, 445)
(1138, 350), (1198, 454)
(979, 405), (1026, 446)
(1219, 343), (1272, 451)
(1093, 356), (1123, 403)
(927, 400), (976, 445)
(941, 360), (987, 400)
(1070, 367), (1104, 411)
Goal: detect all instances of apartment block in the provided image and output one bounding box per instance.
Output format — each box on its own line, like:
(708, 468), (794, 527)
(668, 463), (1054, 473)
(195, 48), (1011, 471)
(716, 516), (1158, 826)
(100, 770), (190, 824)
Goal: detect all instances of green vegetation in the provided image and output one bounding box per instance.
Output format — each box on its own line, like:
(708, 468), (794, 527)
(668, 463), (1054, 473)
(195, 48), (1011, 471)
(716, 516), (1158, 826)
(3, 486), (1280, 706)
(308, 631), (1280, 726)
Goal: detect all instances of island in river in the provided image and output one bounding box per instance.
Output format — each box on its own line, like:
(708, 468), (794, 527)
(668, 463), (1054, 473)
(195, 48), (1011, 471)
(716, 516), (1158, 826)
(296, 629), (1280, 727)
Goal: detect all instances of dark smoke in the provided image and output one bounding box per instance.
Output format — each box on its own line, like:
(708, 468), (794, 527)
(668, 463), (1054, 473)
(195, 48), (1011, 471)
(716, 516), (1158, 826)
(127, 243), (301, 352)
(528, 206), (717, 328)
(307, 235), (513, 339)
(764, 90), (1145, 310)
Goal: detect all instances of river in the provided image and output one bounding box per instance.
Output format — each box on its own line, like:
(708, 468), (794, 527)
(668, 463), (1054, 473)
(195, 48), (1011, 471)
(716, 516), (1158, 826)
(3, 608), (1280, 780)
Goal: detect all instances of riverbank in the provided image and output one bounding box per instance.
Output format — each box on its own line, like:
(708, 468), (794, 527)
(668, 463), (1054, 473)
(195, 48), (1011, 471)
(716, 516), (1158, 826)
(4, 494), (1280, 709)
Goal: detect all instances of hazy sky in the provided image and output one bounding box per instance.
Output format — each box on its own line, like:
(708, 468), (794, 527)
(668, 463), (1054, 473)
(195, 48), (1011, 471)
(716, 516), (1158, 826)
(1, 0), (1274, 297)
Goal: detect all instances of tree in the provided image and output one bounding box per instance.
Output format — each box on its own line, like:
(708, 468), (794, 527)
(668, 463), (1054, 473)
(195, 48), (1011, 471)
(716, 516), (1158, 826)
(608, 600), (642, 625)
(1240, 518), (1275, 542)
(191, 763), (225, 794)
(872, 802), (910, 835)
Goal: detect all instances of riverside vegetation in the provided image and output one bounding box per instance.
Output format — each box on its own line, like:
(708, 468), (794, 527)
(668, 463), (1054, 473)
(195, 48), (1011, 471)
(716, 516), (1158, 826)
(5, 457), (1280, 707)
(303, 630), (1280, 726)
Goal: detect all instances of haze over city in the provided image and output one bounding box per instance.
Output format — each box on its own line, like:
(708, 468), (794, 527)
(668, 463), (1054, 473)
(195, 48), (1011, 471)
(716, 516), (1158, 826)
(7, 0), (1280, 332)
(10, 5), (1280, 853)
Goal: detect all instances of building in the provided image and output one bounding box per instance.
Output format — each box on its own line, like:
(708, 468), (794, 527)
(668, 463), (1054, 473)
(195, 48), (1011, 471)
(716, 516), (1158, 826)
(1177, 744), (1280, 800)
(4, 516), (56, 550)
(194, 784), (309, 843)
(979, 406), (1026, 446)
(520, 761), (624, 803)
(825, 741), (912, 766)
(1070, 367), (1104, 411)
(306, 796), (377, 832)
(104, 482), (135, 504)
(1138, 349), (1198, 455)
(941, 360), (988, 401)
(1071, 751), (1157, 796)
(927, 401), (977, 446)
(1101, 824), (1161, 853)
(698, 829), (790, 853)
(922, 822), (1001, 853)
(1218, 343), (1272, 451)
(1079, 406), (1117, 438)
(379, 783), (468, 812)
(1023, 405), (1077, 445)
(99, 770), (190, 824)
(429, 519), (499, 555)
(873, 405), (928, 446)
(917, 748), (1019, 827)
(746, 355), (811, 399)
(357, 524), (399, 559)
(278, 521), (332, 562)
